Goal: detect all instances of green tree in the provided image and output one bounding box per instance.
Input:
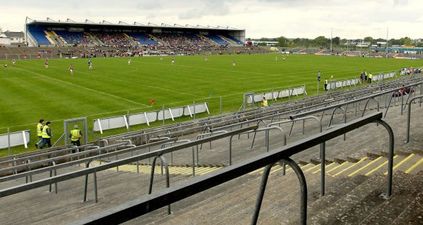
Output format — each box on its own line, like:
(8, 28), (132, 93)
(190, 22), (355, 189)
(277, 36), (289, 47)
(313, 36), (329, 48)
(292, 38), (311, 47)
(389, 38), (401, 46)
(332, 36), (340, 46)
(399, 37), (412, 46)
(363, 36), (374, 44)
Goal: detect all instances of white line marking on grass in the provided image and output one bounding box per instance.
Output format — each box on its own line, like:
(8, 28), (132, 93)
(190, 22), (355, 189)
(14, 67), (151, 107)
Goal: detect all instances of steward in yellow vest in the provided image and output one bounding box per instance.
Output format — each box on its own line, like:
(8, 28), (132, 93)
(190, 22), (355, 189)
(368, 73), (373, 83)
(35, 119), (44, 148)
(70, 125), (82, 146)
(261, 96), (269, 107)
(40, 121), (52, 149)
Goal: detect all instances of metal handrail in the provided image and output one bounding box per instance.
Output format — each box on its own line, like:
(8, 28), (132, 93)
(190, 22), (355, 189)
(76, 112), (394, 225)
(405, 94), (423, 143)
(0, 143), (96, 165)
(268, 115), (322, 135)
(0, 142), (130, 175)
(248, 126), (285, 151)
(0, 138), (176, 183)
(98, 78), (422, 146)
(0, 125), (257, 198)
(208, 80), (422, 136)
(100, 80), (380, 139)
(290, 81), (423, 120)
(160, 139), (191, 165)
(196, 130), (228, 150)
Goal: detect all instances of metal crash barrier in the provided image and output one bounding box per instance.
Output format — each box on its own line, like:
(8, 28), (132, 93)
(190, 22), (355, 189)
(94, 102), (210, 133)
(75, 112), (394, 225)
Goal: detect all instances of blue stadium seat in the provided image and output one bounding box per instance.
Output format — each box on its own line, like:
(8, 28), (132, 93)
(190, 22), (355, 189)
(27, 26), (51, 46)
(55, 31), (84, 45)
(129, 33), (157, 45)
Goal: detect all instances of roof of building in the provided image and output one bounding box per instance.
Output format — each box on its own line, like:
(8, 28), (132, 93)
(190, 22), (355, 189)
(3, 31), (24, 38)
(26, 18), (244, 32)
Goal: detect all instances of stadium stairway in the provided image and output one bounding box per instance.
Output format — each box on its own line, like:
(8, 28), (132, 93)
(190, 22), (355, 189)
(198, 34), (218, 46)
(218, 35), (239, 46)
(122, 151), (422, 225)
(86, 32), (103, 46)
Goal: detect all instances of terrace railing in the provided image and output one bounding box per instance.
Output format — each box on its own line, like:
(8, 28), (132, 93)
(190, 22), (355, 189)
(0, 125), (257, 203)
(76, 112), (394, 225)
(405, 94), (423, 143)
(99, 75), (423, 146)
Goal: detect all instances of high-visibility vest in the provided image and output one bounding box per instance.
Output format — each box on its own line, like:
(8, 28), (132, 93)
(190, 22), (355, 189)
(37, 123), (43, 137)
(42, 125), (51, 138)
(262, 99), (268, 107)
(369, 74), (373, 79)
(70, 129), (81, 141)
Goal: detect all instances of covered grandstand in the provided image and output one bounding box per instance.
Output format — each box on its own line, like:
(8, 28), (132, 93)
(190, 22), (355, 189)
(25, 18), (245, 49)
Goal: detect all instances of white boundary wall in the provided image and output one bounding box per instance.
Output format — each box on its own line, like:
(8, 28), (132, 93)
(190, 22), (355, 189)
(0, 130), (30, 149)
(247, 85), (307, 104)
(372, 72), (395, 82)
(94, 102), (210, 133)
(327, 71), (396, 90)
(327, 78), (360, 90)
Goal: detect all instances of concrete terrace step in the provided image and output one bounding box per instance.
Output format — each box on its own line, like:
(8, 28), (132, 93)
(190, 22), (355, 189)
(306, 171), (422, 225)
(130, 162), (338, 225)
(359, 171), (423, 225)
(330, 172), (413, 225)
(391, 191), (423, 225)
(0, 169), (190, 225)
(287, 175), (369, 224)
(309, 172), (387, 225)
(323, 153), (423, 177)
(92, 160), (222, 176)
(130, 173), (265, 225)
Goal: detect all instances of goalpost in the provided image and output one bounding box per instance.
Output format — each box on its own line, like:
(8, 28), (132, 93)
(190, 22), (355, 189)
(64, 117), (88, 146)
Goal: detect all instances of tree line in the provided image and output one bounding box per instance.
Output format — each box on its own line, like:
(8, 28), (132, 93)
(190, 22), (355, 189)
(251, 36), (422, 48)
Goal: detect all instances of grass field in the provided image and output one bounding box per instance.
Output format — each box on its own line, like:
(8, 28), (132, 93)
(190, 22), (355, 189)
(0, 53), (422, 155)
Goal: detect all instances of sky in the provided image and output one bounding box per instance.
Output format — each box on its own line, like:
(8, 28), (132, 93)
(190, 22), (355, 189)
(0, 0), (422, 39)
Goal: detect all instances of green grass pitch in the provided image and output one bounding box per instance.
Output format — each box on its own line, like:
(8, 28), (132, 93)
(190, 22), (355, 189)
(0, 53), (422, 155)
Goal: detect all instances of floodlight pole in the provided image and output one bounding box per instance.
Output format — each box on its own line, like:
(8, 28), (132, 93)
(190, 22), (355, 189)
(385, 27), (389, 58)
(25, 16), (28, 46)
(330, 28), (333, 54)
